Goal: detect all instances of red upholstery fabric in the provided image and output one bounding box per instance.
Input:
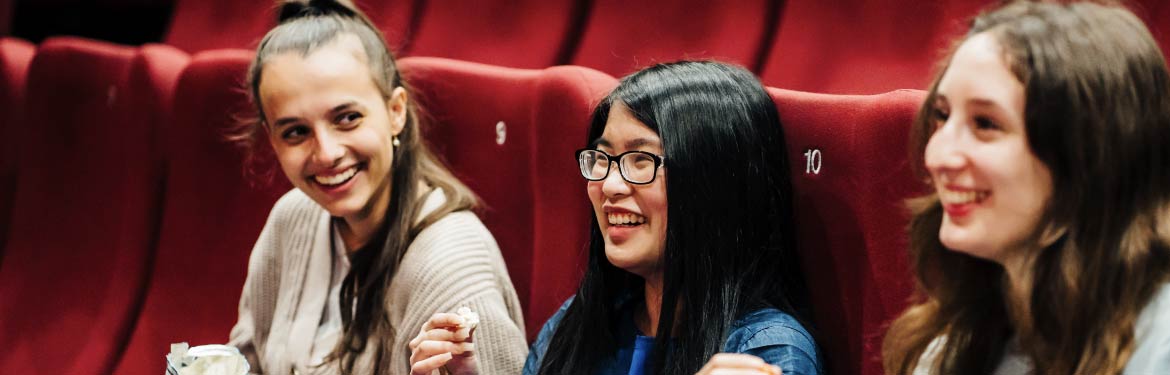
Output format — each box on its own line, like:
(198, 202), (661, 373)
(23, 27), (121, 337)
(761, 0), (991, 94)
(400, 57), (615, 340)
(0, 0), (12, 35)
(113, 49), (289, 375)
(405, 0), (581, 68)
(770, 88), (927, 375)
(0, 37), (182, 375)
(164, 0), (277, 52)
(363, 0), (419, 53)
(1133, 0), (1170, 59)
(0, 37), (33, 261)
(571, 0), (776, 76)
(166, 0), (417, 54)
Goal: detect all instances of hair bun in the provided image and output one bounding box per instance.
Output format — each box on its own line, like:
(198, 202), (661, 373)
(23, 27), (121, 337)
(277, 0), (358, 24)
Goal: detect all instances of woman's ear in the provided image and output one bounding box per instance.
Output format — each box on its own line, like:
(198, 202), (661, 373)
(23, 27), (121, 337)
(388, 86), (408, 136)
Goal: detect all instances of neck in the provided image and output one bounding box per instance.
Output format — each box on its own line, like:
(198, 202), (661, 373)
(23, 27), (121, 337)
(639, 272), (666, 337)
(338, 182), (393, 253)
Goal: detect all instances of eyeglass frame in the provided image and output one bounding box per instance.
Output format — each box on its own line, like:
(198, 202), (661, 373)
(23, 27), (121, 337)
(575, 148), (666, 185)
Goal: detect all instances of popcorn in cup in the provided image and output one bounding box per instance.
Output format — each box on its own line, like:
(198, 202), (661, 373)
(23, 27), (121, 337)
(166, 342), (250, 375)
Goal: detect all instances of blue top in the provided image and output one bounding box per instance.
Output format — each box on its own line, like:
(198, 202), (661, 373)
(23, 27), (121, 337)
(628, 336), (654, 375)
(522, 297), (823, 375)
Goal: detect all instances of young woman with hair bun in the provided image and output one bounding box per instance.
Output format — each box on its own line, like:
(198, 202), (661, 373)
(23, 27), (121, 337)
(228, 1), (527, 373)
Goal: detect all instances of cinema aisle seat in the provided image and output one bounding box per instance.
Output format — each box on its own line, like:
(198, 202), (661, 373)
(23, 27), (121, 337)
(770, 88), (926, 375)
(404, 0), (583, 68)
(0, 37), (33, 260)
(570, 0), (777, 76)
(761, 0), (991, 94)
(0, 37), (188, 375)
(399, 56), (616, 339)
(113, 49), (290, 375)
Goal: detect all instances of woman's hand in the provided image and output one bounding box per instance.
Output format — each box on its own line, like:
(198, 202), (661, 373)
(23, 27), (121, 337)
(409, 312), (478, 375)
(695, 353), (782, 375)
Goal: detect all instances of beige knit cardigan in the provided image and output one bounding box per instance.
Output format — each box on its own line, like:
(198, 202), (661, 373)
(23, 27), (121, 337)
(228, 189), (527, 374)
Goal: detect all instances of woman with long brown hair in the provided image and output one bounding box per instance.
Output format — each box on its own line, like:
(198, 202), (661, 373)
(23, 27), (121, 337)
(227, 1), (527, 373)
(883, 2), (1170, 374)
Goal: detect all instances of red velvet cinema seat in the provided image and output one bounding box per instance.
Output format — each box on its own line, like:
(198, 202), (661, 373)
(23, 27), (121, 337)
(399, 57), (616, 339)
(770, 88), (927, 375)
(0, 37), (34, 260)
(570, 0), (777, 76)
(403, 0), (583, 68)
(0, 37), (189, 375)
(163, 0), (278, 53)
(761, 0), (992, 94)
(164, 0), (418, 53)
(1133, 0), (1170, 59)
(113, 49), (289, 375)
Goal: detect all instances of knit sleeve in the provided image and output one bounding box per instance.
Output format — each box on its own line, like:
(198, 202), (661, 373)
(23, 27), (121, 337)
(390, 211), (528, 375)
(227, 189), (307, 374)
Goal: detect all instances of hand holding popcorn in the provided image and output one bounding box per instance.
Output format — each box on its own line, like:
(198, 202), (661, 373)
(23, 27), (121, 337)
(408, 307), (480, 375)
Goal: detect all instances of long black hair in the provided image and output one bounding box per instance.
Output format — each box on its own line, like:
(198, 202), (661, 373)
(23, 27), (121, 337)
(538, 61), (813, 375)
(239, 1), (478, 373)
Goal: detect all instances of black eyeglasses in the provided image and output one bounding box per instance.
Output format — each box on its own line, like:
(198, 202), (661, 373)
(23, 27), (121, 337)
(575, 149), (665, 184)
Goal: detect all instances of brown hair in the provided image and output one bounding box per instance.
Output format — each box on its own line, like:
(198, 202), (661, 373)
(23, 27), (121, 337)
(237, 1), (477, 373)
(884, 1), (1170, 374)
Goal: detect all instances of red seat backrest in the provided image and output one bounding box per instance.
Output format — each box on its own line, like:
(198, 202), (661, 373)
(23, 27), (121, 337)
(361, 0), (418, 53)
(404, 0), (583, 68)
(164, 0), (416, 54)
(0, 37), (187, 375)
(0, 0), (11, 35)
(761, 0), (991, 94)
(570, 0), (777, 76)
(164, 0), (277, 53)
(770, 88), (926, 375)
(113, 49), (289, 375)
(0, 37), (34, 260)
(400, 56), (615, 339)
(1132, 0), (1170, 59)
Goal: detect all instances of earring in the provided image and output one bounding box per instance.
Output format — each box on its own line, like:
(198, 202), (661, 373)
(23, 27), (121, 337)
(392, 136), (400, 147)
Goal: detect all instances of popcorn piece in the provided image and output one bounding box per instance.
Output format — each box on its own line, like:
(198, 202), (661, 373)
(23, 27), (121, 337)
(455, 307), (480, 338)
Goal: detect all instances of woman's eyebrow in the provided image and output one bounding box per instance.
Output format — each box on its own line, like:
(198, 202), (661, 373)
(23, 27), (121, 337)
(625, 137), (660, 150)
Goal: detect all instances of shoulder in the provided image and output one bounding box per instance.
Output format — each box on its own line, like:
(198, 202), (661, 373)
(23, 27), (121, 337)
(726, 308), (821, 374)
(525, 296), (575, 374)
(540, 296), (575, 333)
(407, 210), (501, 266)
(251, 188), (326, 259)
(268, 188), (325, 225)
(395, 205), (513, 302)
(728, 308), (816, 351)
(1126, 282), (1170, 373)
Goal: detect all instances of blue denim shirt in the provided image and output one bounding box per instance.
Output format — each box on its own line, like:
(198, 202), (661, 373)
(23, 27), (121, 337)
(523, 297), (823, 375)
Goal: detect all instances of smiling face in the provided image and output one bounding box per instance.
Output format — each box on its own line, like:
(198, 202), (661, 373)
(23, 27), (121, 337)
(259, 34), (407, 225)
(587, 104), (669, 279)
(924, 32), (1054, 263)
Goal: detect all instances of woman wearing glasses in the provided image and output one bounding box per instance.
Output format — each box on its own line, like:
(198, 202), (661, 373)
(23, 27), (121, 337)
(409, 61), (822, 375)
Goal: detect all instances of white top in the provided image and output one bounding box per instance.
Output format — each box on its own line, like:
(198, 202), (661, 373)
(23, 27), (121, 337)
(914, 282), (1170, 374)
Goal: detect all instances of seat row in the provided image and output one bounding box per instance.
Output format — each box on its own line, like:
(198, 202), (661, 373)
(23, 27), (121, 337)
(0, 36), (926, 375)
(0, 0), (1051, 94)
